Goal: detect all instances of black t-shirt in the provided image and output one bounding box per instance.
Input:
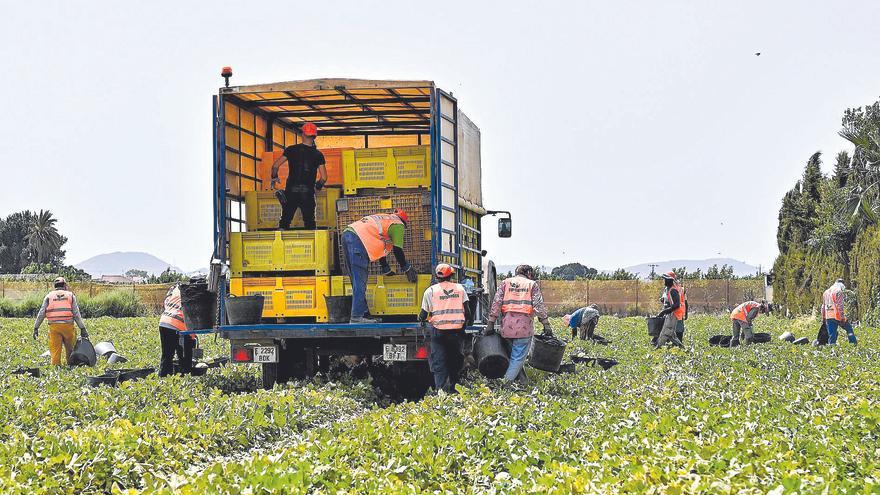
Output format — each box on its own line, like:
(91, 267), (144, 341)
(282, 143), (325, 190)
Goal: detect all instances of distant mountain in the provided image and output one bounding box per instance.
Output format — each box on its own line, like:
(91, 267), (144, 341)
(622, 258), (760, 279)
(75, 252), (184, 277)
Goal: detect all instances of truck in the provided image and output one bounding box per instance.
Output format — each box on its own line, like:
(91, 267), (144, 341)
(207, 75), (510, 390)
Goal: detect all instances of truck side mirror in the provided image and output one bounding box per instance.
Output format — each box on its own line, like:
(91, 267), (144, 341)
(498, 218), (512, 238)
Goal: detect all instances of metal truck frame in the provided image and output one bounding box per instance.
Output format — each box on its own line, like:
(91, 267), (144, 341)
(204, 78), (504, 389)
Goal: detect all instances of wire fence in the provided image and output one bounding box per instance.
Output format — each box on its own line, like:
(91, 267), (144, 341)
(539, 279), (766, 316)
(0, 281), (175, 313)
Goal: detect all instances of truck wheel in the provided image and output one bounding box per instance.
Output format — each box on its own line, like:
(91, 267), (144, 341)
(261, 362), (278, 390)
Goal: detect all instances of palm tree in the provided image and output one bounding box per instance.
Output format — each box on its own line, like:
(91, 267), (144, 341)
(26, 210), (63, 264)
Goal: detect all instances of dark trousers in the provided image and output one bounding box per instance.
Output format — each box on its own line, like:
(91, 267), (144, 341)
(279, 189), (316, 230)
(159, 326), (193, 377)
(428, 326), (465, 392)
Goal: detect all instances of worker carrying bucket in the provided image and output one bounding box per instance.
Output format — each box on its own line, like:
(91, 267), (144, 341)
(483, 264), (553, 383)
(729, 300), (770, 346)
(270, 122), (327, 230)
(418, 263), (472, 393)
(158, 284), (194, 376)
(341, 208), (417, 323)
(32, 277), (89, 366)
(653, 271), (684, 349)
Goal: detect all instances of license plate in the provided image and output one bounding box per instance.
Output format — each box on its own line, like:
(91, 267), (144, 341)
(383, 344), (408, 362)
(253, 346), (278, 363)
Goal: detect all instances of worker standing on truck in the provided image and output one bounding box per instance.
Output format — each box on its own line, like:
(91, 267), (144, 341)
(563, 304), (607, 343)
(654, 272), (684, 348)
(32, 277), (89, 366)
(484, 265), (553, 383)
(342, 209), (418, 323)
(419, 263), (472, 393)
(822, 279), (857, 345)
(729, 300), (769, 346)
(158, 284), (194, 376)
(271, 122), (327, 230)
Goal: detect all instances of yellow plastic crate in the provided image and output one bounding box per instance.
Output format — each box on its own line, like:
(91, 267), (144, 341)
(330, 275), (431, 316)
(244, 188), (341, 230)
(230, 276), (330, 321)
(229, 230), (333, 276)
(342, 146), (431, 194)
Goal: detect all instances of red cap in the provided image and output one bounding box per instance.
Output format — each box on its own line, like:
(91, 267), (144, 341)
(661, 271), (676, 280)
(435, 263), (454, 278)
(301, 122), (318, 137)
(394, 208), (408, 223)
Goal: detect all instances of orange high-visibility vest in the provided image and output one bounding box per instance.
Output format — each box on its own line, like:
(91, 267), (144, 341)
(501, 276), (536, 315)
(428, 281), (467, 330)
(159, 286), (187, 332)
(664, 284), (686, 321)
(823, 286), (844, 321)
(349, 214), (403, 262)
(731, 301), (760, 322)
(46, 290), (74, 324)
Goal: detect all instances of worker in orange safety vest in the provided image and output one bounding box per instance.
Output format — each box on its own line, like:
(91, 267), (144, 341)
(158, 284), (195, 376)
(32, 277), (89, 365)
(729, 300), (769, 346)
(654, 271), (685, 348)
(822, 279), (857, 345)
(341, 208), (417, 323)
(418, 263), (473, 392)
(484, 264), (553, 382)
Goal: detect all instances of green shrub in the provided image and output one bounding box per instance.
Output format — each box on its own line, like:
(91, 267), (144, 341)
(0, 290), (147, 319)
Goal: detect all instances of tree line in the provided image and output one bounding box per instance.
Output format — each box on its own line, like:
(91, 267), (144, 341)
(773, 97), (880, 322)
(500, 262), (756, 281)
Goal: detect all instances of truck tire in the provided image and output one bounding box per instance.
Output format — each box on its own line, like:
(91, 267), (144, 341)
(261, 362), (278, 390)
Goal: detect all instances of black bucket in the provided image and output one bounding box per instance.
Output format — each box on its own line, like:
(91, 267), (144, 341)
(646, 316), (664, 337)
(69, 338), (97, 367)
(87, 374), (118, 387)
(528, 334), (567, 372)
(180, 282), (217, 331)
(325, 295), (353, 323)
(473, 333), (509, 379)
(225, 295), (264, 325)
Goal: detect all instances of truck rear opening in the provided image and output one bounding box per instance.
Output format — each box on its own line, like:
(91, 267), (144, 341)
(207, 77), (503, 389)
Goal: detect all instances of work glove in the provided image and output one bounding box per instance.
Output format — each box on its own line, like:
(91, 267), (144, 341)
(271, 177), (280, 188)
(32, 327), (38, 340)
(483, 320), (496, 336)
(80, 328), (89, 339)
(542, 323), (554, 337)
(315, 179), (326, 191)
(379, 260), (394, 277)
(274, 189), (287, 205)
(403, 264), (418, 283)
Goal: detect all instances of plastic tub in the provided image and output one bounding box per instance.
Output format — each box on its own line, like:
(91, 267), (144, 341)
(325, 295), (353, 323)
(528, 334), (567, 372)
(225, 295), (265, 325)
(473, 333), (509, 379)
(180, 282), (217, 331)
(646, 316), (664, 337)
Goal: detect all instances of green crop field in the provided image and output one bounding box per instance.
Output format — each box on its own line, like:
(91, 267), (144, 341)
(1, 315), (878, 494)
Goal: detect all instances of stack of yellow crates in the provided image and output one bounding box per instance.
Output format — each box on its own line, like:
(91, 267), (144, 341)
(229, 152), (346, 322)
(334, 144), (433, 319)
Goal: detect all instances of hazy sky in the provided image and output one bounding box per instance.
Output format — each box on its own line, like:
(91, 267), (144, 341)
(1, 1), (878, 271)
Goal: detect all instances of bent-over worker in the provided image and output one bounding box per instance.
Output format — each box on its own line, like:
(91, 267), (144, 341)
(341, 208), (417, 323)
(32, 277), (89, 366)
(158, 284), (194, 376)
(654, 271), (684, 348)
(729, 300), (769, 346)
(271, 122), (327, 230)
(822, 279), (857, 345)
(564, 304), (603, 341)
(419, 263), (472, 393)
(484, 264), (553, 382)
